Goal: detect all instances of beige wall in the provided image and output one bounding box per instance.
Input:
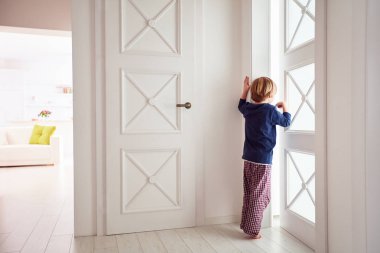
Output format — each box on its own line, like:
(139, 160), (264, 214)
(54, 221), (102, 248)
(327, 0), (367, 252)
(0, 0), (71, 31)
(203, 0), (245, 223)
(366, 0), (380, 252)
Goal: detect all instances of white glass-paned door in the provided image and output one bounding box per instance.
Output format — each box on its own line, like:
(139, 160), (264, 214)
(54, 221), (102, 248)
(286, 0), (315, 51)
(280, 0), (316, 248)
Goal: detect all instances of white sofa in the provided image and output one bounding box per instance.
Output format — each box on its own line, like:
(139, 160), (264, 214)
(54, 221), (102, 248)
(0, 127), (61, 167)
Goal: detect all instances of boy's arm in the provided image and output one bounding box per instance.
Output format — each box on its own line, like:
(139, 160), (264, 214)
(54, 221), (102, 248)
(276, 101), (288, 113)
(238, 76), (250, 114)
(241, 76), (250, 100)
(272, 101), (291, 127)
(238, 99), (247, 114)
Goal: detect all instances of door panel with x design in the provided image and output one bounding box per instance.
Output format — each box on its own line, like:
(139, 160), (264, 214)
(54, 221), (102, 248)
(122, 71), (180, 133)
(122, 149), (181, 213)
(286, 0), (315, 51)
(122, 0), (181, 54)
(286, 150), (315, 223)
(286, 63), (315, 131)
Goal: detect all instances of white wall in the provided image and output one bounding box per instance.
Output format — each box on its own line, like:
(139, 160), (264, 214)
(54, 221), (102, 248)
(0, 0), (70, 31)
(327, 0), (367, 252)
(327, 2), (380, 251)
(0, 70), (24, 124)
(326, 11), (351, 250)
(0, 48), (73, 124)
(366, 0), (380, 252)
(327, 0), (352, 251)
(203, 0), (245, 223)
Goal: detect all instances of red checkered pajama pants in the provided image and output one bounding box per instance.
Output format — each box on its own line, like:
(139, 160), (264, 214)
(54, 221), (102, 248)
(240, 160), (271, 236)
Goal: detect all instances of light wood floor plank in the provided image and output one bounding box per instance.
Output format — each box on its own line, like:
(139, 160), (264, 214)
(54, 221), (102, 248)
(229, 223), (290, 253)
(274, 228), (314, 253)
(45, 234), (72, 253)
(20, 215), (59, 253)
(213, 224), (266, 253)
(136, 232), (167, 253)
(42, 198), (65, 217)
(0, 234), (9, 245)
(93, 248), (118, 253)
(175, 227), (216, 253)
(195, 226), (241, 253)
(52, 202), (74, 235)
(0, 208), (42, 253)
(156, 229), (191, 253)
(115, 233), (143, 253)
(260, 227), (314, 253)
(0, 205), (26, 234)
(70, 236), (94, 253)
(94, 236), (117, 249)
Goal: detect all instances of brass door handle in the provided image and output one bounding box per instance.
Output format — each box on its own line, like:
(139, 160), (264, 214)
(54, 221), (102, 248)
(176, 102), (191, 109)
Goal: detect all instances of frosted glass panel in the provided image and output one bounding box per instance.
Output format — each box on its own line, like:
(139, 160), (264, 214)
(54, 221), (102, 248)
(309, 177), (315, 201)
(290, 104), (315, 131)
(286, 151), (315, 223)
(292, 14), (314, 49)
(289, 64), (314, 95)
(286, 0), (315, 50)
(287, 77), (301, 118)
(298, 0), (309, 6)
(286, 63), (315, 131)
(308, 85), (315, 109)
(309, 0), (315, 16)
(289, 190), (315, 222)
(287, 158), (303, 205)
(291, 152), (314, 180)
(287, 0), (302, 47)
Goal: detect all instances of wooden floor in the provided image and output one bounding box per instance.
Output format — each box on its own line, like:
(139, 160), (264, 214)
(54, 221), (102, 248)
(0, 163), (313, 253)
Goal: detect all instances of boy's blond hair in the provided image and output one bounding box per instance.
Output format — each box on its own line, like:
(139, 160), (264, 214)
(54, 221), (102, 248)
(250, 77), (276, 103)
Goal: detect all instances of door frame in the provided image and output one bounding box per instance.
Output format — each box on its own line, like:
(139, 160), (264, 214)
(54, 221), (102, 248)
(94, 0), (106, 236)
(315, 0), (327, 252)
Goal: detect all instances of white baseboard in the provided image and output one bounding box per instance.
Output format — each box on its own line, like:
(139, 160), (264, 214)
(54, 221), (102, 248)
(204, 215), (241, 225)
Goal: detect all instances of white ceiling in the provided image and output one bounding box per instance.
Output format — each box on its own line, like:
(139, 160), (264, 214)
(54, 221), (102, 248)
(0, 31), (72, 62)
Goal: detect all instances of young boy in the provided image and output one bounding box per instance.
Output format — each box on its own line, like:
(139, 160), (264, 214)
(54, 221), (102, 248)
(238, 76), (291, 239)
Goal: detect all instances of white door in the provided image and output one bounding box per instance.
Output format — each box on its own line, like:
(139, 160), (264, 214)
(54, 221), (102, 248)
(105, 0), (196, 235)
(279, 0), (316, 249)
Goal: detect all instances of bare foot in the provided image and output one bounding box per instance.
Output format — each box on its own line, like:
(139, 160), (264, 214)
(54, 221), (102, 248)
(249, 234), (262, 240)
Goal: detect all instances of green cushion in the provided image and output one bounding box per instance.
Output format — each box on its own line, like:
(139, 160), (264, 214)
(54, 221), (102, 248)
(29, 125), (56, 145)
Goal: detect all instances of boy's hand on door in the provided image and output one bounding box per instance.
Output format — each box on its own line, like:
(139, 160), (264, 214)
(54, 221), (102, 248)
(241, 76), (250, 100)
(276, 101), (288, 112)
(243, 76), (250, 92)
